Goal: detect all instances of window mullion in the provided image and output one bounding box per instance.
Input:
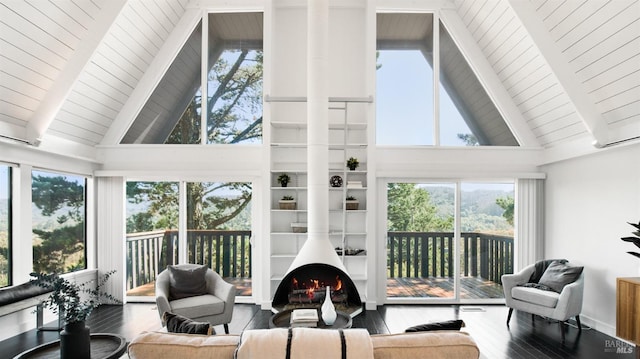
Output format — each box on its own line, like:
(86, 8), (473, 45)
(201, 11), (208, 145)
(433, 12), (440, 147)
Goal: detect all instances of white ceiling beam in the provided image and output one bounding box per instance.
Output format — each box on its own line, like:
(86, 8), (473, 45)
(508, 0), (608, 148)
(440, 9), (540, 148)
(101, 8), (202, 145)
(25, 0), (127, 146)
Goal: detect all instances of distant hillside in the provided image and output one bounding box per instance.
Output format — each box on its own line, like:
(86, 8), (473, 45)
(422, 185), (513, 235)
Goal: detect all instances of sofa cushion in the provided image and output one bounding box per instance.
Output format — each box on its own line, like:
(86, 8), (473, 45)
(371, 331), (479, 359)
(127, 331), (239, 359)
(538, 261), (583, 293)
(128, 330), (480, 359)
(168, 264), (208, 300)
(235, 328), (374, 359)
(511, 286), (560, 308)
(170, 294), (225, 319)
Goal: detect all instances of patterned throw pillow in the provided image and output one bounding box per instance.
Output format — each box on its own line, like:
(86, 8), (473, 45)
(405, 319), (465, 332)
(163, 312), (214, 335)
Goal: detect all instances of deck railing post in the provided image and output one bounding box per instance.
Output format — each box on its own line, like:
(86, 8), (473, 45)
(388, 235), (395, 278)
(223, 234), (231, 278)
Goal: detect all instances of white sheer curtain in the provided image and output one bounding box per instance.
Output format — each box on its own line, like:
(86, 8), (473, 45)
(515, 178), (545, 270)
(95, 176), (126, 302)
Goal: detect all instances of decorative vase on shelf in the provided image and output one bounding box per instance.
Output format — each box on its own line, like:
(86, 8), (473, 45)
(321, 286), (337, 326)
(60, 320), (91, 359)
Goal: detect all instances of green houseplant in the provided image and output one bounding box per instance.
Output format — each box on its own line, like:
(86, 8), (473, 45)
(30, 270), (120, 359)
(346, 195), (359, 210)
(277, 173), (291, 187)
(621, 220), (640, 259)
(346, 157), (359, 171)
(279, 195), (296, 210)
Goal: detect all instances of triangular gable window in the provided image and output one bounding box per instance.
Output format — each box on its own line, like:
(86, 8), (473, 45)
(376, 13), (518, 146)
(121, 13), (263, 145)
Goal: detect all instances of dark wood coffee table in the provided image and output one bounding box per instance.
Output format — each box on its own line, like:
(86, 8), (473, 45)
(270, 309), (352, 329)
(13, 333), (127, 359)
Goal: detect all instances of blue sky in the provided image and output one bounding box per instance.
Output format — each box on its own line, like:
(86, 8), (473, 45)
(376, 50), (472, 146)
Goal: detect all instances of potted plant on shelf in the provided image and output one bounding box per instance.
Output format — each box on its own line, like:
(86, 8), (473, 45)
(279, 195), (296, 210)
(621, 220), (640, 259)
(277, 173), (291, 187)
(346, 195), (359, 210)
(346, 157), (359, 171)
(30, 270), (120, 359)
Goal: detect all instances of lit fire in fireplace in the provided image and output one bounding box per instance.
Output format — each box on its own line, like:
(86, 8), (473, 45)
(289, 275), (346, 304)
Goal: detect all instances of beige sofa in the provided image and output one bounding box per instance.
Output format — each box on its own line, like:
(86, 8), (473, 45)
(127, 328), (480, 359)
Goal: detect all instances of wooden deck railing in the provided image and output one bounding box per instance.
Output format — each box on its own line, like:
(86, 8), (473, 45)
(126, 230), (252, 292)
(387, 231), (513, 283)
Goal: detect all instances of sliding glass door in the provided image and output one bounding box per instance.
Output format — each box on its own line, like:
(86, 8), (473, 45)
(459, 183), (514, 300)
(386, 181), (514, 302)
(386, 182), (455, 299)
(125, 180), (253, 300)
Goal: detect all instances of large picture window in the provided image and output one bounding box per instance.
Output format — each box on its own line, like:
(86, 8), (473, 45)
(0, 165), (10, 287)
(125, 180), (252, 298)
(386, 181), (514, 301)
(122, 12), (263, 145)
(376, 13), (518, 146)
(32, 170), (86, 274)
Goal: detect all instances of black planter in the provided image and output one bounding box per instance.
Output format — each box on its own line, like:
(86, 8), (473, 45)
(60, 321), (90, 359)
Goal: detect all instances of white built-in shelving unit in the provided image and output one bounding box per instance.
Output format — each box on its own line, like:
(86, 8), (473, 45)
(267, 96), (371, 299)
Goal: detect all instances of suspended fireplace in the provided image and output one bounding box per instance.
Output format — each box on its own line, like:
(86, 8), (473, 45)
(272, 264), (363, 316)
(271, 0), (363, 317)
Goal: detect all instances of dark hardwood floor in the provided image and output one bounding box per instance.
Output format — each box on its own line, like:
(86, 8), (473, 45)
(2, 303), (636, 358)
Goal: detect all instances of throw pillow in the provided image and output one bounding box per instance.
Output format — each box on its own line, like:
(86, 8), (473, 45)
(167, 264), (208, 300)
(405, 319), (465, 332)
(537, 260), (583, 293)
(529, 259), (567, 283)
(163, 312), (214, 335)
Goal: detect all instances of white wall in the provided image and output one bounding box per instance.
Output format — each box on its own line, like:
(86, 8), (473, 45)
(542, 142), (640, 337)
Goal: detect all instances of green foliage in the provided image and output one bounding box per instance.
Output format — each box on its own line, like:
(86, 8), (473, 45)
(621, 220), (640, 259)
(127, 181), (252, 233)
(387, 183), (453, 232)
(495, 196), (514, 225)
(277, 173), (290, 186)
(126, 181), (179, 231)
(192, 182), (252, 230)
(347, 157), (360, 170)
(30, 270), (120, 324)
(32, 174), (86, 274)
(167, 50), (263, 144)
(33, 222), (84, 273)
(126, 212), (154, 233)
(457, 133), (479, 146)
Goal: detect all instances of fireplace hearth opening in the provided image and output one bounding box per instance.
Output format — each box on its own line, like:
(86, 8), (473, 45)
(272, 263), (363, 317)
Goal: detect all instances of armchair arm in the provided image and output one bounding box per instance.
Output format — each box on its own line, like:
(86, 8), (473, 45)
(206, 270), (236, 321)
(502, 265), (535, 288)
(501, 264), (535, 306)
(155, 271), (172, 325)
(553, 273), (584, 321)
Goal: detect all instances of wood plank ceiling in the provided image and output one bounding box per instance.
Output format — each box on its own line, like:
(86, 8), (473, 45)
(0, 0), (638, 155)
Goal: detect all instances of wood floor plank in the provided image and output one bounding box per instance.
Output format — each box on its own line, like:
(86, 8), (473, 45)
(1, 303), (636, 359)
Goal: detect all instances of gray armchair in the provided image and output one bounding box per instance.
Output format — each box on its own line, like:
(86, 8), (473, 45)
(156, 264), (235, 334)
(502, 260), (584, 331)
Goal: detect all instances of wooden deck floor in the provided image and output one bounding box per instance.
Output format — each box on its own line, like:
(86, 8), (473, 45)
(126, 277), (253, 297)
(127, 276), (501, 299)
(387, 276), (505, 299)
